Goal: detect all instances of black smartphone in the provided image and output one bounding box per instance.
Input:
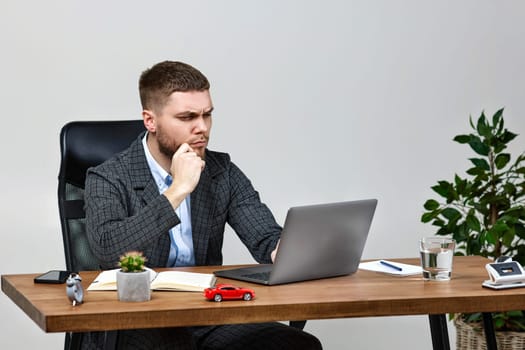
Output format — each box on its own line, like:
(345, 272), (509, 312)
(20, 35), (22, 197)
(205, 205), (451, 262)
(34, 270), (72, 284)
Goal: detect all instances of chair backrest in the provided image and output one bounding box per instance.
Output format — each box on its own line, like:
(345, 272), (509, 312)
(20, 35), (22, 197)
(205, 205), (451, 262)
(58, 120), (145, 271)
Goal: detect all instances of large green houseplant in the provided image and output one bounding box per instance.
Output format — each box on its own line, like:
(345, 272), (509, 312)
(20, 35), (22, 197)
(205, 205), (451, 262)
(421, 108), (525, 334)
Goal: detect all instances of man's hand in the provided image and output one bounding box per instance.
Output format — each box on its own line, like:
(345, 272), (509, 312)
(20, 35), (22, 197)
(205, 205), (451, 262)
(271, 239), (280, 263)
(163, 143), (205, 208)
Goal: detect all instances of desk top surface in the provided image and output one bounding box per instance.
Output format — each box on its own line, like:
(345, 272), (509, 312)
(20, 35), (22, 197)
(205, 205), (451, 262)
(3, 256), (525, 333)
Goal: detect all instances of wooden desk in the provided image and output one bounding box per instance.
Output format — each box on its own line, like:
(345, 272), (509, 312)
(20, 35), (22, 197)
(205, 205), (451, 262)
(2, 256), (523, 348)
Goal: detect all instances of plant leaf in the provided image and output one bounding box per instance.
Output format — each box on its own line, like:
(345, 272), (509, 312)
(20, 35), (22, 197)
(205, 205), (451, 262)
(424, 199), (440, 211)
(454, 174), (468, 195)
(501, 130), (518, 144)
(506, 310), (523, 318)
(476, 112), (492, 139)
(495, 153), (511, 170)
(466, 214), (481, 232)
(431, 218), (445, 227)
(421, 211), (438, 223)
(502, 229), (515, 247)
(494, 318), (505, 329)
(431, 181), (453, 198)
(453, 134), (471, 144)
(464, 313), (481, 322)
(466, 167), (485, 176)
(455, 221), (471, 242)
(442, 207), (462, 221)
(492, 108), (504, 127)
(491, 221), (510, 235)
(485, 230), (497, 244)
(503, 183), (516, 196)
(469, 158), (490, 171)
(494, 143), (507, 154)
(515, 224), (525, 239)
(468, 136), (490, 156)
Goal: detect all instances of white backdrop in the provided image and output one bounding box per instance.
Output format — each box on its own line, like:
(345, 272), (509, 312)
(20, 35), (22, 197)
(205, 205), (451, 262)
(1, 1), (525, 349)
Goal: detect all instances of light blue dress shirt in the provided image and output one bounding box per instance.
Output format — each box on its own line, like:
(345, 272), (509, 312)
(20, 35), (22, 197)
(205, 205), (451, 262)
(142, 134), (195, 267)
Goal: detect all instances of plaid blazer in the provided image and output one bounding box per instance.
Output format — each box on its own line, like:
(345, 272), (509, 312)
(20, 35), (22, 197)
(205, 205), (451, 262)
(85, 132), (281, 269)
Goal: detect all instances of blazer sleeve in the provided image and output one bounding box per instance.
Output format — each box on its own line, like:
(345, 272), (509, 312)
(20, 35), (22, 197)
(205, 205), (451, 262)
(226, 162), (281, 264)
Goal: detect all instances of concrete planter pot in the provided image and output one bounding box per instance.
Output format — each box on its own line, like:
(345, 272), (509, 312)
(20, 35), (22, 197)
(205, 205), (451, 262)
(116, 270), (151, 302)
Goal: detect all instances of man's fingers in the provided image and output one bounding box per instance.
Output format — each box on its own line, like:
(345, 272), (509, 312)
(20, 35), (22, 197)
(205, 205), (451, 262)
(174, 143), (192, 156)
(271, 239), (280, 263)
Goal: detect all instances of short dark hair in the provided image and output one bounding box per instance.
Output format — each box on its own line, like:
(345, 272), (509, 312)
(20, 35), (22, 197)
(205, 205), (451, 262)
(139, 61), (210, 112)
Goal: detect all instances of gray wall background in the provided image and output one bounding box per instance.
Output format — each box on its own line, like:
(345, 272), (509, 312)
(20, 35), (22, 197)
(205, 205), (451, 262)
(1, 1), (525, 349)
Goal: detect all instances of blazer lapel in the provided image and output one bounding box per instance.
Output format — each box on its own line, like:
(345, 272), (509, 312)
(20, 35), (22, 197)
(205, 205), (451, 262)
(191, 164), (216, 266)
(127, 134), (161, 206)
(127, 134), (171, 265)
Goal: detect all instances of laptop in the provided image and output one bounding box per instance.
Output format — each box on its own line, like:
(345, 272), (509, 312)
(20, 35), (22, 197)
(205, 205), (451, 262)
(214, 199), (377, 285)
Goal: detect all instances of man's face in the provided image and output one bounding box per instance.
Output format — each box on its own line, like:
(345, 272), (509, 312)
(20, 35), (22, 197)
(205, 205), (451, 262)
(153, 90), (213, 160)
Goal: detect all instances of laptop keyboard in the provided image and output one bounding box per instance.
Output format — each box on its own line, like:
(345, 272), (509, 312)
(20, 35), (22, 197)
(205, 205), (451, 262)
(242, 271), (271, 281)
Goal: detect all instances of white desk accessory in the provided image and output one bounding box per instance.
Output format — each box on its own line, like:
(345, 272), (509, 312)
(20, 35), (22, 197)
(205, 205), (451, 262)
(482, 256), (525, 290)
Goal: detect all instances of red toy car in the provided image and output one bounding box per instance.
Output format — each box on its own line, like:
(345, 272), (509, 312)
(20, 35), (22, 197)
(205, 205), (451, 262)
(204, 284), (255, 302)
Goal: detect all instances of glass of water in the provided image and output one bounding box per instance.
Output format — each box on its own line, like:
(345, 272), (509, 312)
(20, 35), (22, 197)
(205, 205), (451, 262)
(419, 237), (455, 281)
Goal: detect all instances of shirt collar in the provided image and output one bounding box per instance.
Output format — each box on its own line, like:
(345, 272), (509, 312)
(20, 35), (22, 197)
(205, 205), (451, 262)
(142, 132), (170, 192)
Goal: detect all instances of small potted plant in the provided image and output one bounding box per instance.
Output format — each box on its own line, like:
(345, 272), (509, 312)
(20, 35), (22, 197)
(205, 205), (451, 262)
(116, 251), (151, 302)
(421, 109), (525, 348)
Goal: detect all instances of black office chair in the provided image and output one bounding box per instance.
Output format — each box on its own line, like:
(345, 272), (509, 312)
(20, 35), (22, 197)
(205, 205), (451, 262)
(58, 120), (146, 350)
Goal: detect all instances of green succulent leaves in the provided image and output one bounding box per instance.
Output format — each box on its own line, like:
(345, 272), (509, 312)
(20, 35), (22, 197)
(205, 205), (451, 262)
(119, 251), (147, 272)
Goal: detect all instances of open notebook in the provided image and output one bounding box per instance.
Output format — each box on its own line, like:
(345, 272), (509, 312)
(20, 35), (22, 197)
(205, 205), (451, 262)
(87, 268), (216, 292)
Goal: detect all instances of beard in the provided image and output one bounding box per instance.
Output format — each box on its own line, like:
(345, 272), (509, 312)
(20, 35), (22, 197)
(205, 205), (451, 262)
(155, 124), (207, 160)
(156, 125), (177, 159)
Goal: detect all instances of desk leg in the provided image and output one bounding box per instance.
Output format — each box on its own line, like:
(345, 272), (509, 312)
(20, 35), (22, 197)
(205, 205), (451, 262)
(482, 312), (498, 350)
(428, 314), (450, 350)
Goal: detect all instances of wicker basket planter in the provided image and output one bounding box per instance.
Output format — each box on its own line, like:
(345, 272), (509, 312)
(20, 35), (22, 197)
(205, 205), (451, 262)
(455, 317), (525, 350)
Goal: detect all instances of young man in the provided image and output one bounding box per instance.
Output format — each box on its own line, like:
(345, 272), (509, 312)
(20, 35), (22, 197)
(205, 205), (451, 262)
(84, 61), (322, 349)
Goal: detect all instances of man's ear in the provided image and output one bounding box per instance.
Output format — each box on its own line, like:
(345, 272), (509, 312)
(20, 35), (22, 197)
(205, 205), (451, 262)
(142, 110), (156, 132)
